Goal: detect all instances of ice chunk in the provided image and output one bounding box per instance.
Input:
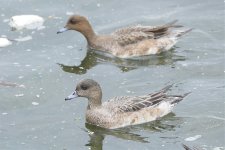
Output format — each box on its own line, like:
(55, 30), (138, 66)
(66, 12), (74, 16)
(15, 94), (24, 97)
(97, 3), (101, 7)
(213, 147), (224, 150)
(0, 38), (12, 47)
(32, 102), (39, 105)
(15, 35), (32, 42)
(9, 15), (44, 30)
(185, 135), (202, 141)
(67, 45), (73, 49)
(2, 112), (8, 115)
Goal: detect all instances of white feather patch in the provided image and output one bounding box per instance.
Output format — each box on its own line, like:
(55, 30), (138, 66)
(157, 101), (172, 117)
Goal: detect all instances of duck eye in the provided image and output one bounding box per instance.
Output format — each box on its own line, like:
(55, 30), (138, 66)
(81, 85), (88, 90)
(70, 19), (77, 24)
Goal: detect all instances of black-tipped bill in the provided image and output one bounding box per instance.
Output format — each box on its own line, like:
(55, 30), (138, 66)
(57, 27), (69, 34)
(65, 91), (78, 101)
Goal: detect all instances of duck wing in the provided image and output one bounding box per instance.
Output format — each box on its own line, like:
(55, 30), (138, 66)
(115, 94), (165, 113)
(107, 85), (186, 113)
(114, 31), (154, 46)
(112, 20), (182, 46)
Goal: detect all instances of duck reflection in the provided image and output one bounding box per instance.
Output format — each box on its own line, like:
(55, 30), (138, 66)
(83, 113), (181, 150)
(58, 49), (185, 74)
(84, 124), (147, 150)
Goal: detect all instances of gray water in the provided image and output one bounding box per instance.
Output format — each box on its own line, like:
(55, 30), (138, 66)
(0, 0), (224, 150)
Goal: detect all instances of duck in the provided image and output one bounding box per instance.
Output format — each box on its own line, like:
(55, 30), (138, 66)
(65, 79), (190, 129)
(57, 15), (192, 58)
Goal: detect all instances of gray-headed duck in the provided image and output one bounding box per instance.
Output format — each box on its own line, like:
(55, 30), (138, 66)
(57, 15), (192, 58)
(65, 79), (190, 129)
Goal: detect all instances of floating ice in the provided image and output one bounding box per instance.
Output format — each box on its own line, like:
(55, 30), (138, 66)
(9, 15), (44, 30)
(3, 19), (9, 23)
(67, 45), (73, 49)
(53, 136), (57, 139)
(213, 147), (224, 150)
(126, 90), (131, 93)
(66, 12), (74, 16)
(18, 84), (25, 88)
(15, 35), (32, 42)
(185, 135), (202, 141)
(13, 62), (19, 65)
(97, 3), (101, 7)
(0, 38), (12, 47)
(32, 102), (39, 105)
(15, 94), (24, 97)
(18, 76), (24, 79)
(2, 112), (8, 115)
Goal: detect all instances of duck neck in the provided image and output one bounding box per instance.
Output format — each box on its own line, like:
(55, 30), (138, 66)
(87, 90), (102, 110)
(80, 22), (96, 45)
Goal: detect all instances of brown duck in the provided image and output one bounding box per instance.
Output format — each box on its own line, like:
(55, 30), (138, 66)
(57, 15), (192, 58)
(65, 79), (190, 129)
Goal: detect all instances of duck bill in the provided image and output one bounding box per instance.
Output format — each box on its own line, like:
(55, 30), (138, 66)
(65, 91), (78, 101)
(57, 27), (69, 34)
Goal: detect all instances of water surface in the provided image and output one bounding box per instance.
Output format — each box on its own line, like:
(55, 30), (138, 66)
(0, 0), (224, 149)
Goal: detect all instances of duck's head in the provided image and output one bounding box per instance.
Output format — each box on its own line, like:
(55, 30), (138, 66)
(65, 79), (102, 102)
(57, 15), (92, 34)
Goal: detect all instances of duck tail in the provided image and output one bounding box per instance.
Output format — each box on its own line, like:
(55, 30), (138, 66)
(169, 92), (191, 105)
(172, 28), (193, 39)
(164, 20), (183, 28)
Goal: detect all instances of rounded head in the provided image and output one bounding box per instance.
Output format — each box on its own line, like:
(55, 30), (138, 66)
(57, 15), (95, 38)
(65, 79), (102, 101)
(65, 15), (89, 31)
(76, 79), (100, 97)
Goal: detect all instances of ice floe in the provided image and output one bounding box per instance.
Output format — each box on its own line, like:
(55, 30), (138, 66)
(15, 35), (32, 42)
(0, 37), (12, 47)
(9, 15), (44, 30)
(2, 112), (8, 115)
(32, 102), (39, 106)
(15, 93), (24, 97)
(66, 12), (74, 16)
(185, 135), (202, 141)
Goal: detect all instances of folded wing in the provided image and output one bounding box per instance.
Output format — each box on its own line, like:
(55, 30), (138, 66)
(112, 20), (182, 46)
